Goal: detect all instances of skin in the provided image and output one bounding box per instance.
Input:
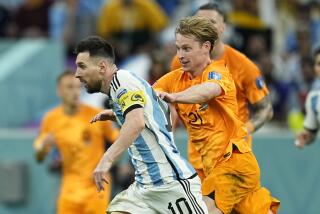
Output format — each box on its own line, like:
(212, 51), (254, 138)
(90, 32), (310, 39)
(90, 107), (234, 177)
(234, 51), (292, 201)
(295, 53), (320, 148)
(35, 75), (81, 162)
(75, 52), (145, 203)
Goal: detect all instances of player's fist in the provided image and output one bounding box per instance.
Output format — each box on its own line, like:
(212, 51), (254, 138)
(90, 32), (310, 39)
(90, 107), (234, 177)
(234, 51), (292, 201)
(90, 109), (115, 123)
(156, 91), (177, 103)
(295, 130), (313, 149)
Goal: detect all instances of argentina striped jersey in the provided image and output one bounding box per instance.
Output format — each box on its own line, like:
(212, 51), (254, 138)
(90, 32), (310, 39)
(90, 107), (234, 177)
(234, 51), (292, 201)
(109, 69), (195, 187)
(304, 79), (320, 132)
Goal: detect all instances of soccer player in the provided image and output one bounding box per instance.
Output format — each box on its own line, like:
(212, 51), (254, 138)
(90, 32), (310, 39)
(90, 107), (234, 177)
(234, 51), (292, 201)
(75, 36), (208, 214)
(295, 48), (320, 148)
(34, 70), (119, 214)
(170, 3), (280, 213)
(154, 16), (278, 214)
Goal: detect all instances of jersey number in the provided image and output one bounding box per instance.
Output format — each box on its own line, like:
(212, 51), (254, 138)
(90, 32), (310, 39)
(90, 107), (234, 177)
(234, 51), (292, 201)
(168, 197), (192, 214)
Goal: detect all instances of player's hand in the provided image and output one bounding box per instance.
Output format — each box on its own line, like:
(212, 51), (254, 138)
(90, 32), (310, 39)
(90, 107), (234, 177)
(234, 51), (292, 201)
(93, 154), (112, 192)
(42, 134), (56, 151)
(156, 91), (177, 103)
(295, 130), (312, 149)
(90, 109), (115, 123)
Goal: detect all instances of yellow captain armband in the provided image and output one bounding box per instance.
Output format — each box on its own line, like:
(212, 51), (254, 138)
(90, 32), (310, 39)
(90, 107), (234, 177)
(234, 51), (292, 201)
(117, 90), (146, 117)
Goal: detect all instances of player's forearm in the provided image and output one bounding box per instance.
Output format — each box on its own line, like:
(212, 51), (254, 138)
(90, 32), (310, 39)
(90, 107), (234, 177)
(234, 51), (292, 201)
(247, 96), (273, 133)
(174, 82), (221, 104)
(104, 110), (145, 163)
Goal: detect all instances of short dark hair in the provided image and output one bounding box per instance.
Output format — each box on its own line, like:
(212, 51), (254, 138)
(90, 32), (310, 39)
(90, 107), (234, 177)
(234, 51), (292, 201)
(197, 2), (226, 22)
(57, 69), (75, 84)
(75, 36), (115, 62)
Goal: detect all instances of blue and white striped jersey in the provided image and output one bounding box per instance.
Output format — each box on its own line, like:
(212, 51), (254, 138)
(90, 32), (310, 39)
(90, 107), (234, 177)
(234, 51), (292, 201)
(109, 69), (195, 187)
(304, 79), (320, 132)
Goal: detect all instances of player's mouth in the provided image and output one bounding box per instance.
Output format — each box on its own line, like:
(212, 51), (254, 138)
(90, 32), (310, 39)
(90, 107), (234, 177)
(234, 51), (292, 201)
(180, 61), (190, 66)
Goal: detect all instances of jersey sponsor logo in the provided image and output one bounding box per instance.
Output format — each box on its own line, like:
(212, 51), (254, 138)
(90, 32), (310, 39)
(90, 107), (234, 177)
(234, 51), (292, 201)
(256, 76), (265, 89)
(117, 88), (128, 99)
(208, 71), (221, 80)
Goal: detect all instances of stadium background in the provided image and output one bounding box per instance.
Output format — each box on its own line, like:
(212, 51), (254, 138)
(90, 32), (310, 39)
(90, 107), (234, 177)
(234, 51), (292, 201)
(0, 0), (319, 213)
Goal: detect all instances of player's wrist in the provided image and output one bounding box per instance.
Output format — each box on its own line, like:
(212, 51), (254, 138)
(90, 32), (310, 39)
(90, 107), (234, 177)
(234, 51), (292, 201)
(245, 121), (255, 133)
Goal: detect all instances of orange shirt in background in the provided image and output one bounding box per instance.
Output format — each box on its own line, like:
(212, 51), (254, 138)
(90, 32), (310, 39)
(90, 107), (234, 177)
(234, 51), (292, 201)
(34, 104), (119, 204)
(170, 44), (269, 170)
(154, 60), (251, 176)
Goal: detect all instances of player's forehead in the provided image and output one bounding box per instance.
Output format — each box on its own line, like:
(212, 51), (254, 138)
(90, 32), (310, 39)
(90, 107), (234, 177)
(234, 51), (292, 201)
(76, 52), (90, 64)
(175, 33), (197, 47)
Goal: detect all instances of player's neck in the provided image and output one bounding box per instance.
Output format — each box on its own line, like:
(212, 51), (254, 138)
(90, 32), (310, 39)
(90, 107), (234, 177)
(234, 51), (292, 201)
(189, 58), (211, 79)
(62, 103), (79, 116)
(101, 65), (118, 95)
(210, 41), (224, 60)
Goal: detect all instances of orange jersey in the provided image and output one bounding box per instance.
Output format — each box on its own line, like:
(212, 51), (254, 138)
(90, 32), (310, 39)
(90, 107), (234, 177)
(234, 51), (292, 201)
(34, 104), (119, 202)
(154, 60), (251, 176)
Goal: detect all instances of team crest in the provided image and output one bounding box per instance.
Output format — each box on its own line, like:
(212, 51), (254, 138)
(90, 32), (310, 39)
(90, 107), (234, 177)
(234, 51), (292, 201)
(256, 76), (265, 89)
(208, 71), (221, 80)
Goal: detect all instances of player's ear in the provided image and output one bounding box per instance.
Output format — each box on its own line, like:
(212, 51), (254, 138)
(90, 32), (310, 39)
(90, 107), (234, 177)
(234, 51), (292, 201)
(203, 41), (211, 52)
(98, 60), (107, 74)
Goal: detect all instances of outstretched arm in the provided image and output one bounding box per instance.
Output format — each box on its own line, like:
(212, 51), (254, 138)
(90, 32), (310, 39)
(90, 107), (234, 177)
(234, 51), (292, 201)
(93, 108), (145, 192)
(158, 82), (222, 104)
(246, 95), (273, 133)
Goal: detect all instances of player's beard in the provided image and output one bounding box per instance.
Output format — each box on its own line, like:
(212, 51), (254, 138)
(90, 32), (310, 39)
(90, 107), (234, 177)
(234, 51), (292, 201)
(86, 79), (102, 94)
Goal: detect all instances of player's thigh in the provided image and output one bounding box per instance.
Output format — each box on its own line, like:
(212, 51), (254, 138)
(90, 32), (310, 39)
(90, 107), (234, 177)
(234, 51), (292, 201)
(107, 182), (157, 214)
(202, 152), (260, 214)
(57, 198), (82, 214)
(145, 175), (208, 214)
(233, 187), (280, 214)
(85, 189), (110, 214)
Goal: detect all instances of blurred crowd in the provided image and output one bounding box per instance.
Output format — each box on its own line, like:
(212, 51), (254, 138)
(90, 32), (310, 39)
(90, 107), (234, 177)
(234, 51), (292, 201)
(0, 0), (320, 125)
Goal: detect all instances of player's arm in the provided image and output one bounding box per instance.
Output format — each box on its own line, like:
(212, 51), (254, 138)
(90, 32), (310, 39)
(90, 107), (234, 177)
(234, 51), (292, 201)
(158, 82), (222, 104)
(93, 108), (144, 192)
(246, 95), (273, 133)
(34, 116), (55, 163)
(295, 93), (319, 148)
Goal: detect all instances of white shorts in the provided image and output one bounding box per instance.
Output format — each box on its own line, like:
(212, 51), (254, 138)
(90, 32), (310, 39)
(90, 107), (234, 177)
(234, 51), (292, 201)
(107, 175), (208, 214)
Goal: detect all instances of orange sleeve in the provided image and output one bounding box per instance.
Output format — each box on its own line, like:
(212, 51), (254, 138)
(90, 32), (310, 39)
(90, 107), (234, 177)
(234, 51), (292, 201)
(203, 62), (234, 96)
(241, 58), (269, 104)
(33, 113), (52, 151)
(170, 54), (181, 71)
(101, 121), (119, 143)
(152, 71), (176, 93)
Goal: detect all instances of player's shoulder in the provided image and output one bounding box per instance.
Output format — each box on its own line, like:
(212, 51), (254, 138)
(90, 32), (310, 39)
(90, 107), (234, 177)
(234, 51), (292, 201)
(80, 103), (102, 115)
(225, 45), (259, 69)
(42, 106), (62, 121)
(206, 60), (229, 74)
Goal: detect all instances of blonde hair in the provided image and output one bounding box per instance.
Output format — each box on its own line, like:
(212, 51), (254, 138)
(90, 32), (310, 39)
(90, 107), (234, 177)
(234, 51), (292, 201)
(175, 16), (218, 52)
